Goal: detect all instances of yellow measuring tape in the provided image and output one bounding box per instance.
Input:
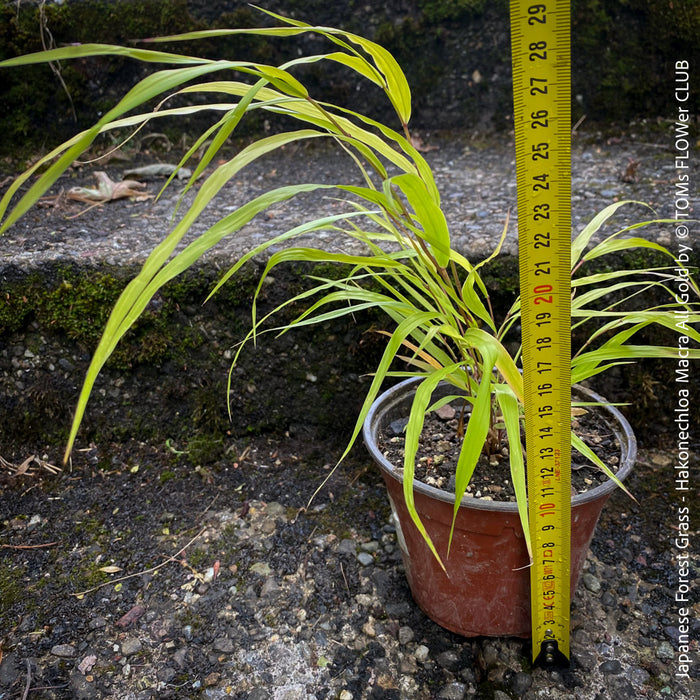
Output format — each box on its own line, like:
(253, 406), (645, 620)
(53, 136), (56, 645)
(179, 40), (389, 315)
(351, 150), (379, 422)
(510, 0), (572, 665)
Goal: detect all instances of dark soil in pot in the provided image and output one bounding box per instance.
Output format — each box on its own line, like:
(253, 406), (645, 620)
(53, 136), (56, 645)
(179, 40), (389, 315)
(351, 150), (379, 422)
(378, 395), (622, 502)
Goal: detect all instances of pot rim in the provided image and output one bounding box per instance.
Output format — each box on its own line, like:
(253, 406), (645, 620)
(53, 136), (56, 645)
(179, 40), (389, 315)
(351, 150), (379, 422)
(362, 376), (638, 513)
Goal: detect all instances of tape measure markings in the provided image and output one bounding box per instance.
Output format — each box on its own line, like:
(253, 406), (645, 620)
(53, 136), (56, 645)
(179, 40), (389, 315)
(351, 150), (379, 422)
(510, 0), (572, 665)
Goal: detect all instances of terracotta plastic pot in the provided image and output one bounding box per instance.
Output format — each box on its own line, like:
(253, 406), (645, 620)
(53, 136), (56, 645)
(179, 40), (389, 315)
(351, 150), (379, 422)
(363, 377), (637, 638)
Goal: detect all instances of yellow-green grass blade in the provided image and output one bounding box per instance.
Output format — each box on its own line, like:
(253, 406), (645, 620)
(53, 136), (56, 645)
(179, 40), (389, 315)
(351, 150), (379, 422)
(449, 348), (496, 551)
(0, 62), (253, 232)
(178, 81), (395, 179)
(207, 211), (379, 299)
(571, 432), (634, 500)
(572, 346), (700, 384)
(338, 311), (449, 463)
(583, 237), (677, 263)
(64, 179), (339, 459)
(144, 9), (412, 123)
(575, 313), (700, 352)
(571, 200), (655, 266)
(0, 42), (210, 67)
(390, 173), (450, 267)
(572, 279), (677, 311)
(245, 7), (412, 123)
(403, 364), (467, 567)
(495, 385), (530, 559)
(572, 267), (681, 288)
(454, 328), (524, 403)
(570, 360), (633, 384)
(461, 272), (497, 331)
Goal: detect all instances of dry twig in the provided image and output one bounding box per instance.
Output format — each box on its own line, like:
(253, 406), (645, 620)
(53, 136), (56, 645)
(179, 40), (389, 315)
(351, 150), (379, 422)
(72, 527), (206, 598)
(22, 658), (31, 700)
(1, 454), (61, 476)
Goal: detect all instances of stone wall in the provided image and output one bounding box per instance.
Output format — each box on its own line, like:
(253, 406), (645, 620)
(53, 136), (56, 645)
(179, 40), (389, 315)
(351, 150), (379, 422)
(2, 254), (695, 457)
(1, 0), (698, 158)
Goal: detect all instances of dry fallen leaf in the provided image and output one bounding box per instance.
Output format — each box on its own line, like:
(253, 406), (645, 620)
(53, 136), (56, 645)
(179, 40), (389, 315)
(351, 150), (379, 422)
(99, 565), (122, 574)
(409, 133), (439, 153)
(1, 453), (61, 476)
(14, 454), (34, 476)
(67, 171), (151, 203)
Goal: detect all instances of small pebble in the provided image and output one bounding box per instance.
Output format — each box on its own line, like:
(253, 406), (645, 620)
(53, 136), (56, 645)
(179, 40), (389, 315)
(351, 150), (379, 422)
(172, 648), (187, 669)
(601, 591), (616, 608)
(260, 577), (282, 597)
(120, 638), (142, 657)
(250, 562), (272, 576)
(398, 626), (414, 645)
(414, 644), (430, 663)
(88, 617), (107, 630)
(337, 539), (357, 554)
(213, 637), (234, 654)
(625, 666), (650, 685)
(157, 666), (177, 683)
(435, 404), (456, 420)
(388, 418), (408, 436)
(247, 690), (271, 700)
(58, 358), (75, 371)
(663, 626), (681, 642)
(599, 659), (622, 675)
(575, 650), (597, 671)
(509, 671), (532, 695)
(656, 641), (675, 660)
(50, 644), (77, 659)
(436, 649), (461, 671)
(357, 552), (374, 566)
(204, 672), (220, 686)
(482, 643), (499, 667)
(437, 682), (466, 699)
(582, 572), (602, 594)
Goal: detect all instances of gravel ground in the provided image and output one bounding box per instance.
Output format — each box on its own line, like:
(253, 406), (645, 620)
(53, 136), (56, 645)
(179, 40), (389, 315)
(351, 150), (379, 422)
(1, 439), (698, 700)
(1, 126), (698, 699)
(0, 125), (691, 267)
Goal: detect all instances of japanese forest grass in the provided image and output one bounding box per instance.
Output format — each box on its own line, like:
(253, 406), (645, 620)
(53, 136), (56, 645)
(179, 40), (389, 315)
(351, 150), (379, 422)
(1, 8), (699, 563)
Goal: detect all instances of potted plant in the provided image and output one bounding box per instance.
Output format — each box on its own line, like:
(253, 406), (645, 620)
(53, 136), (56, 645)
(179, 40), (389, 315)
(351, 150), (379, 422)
(1, 10), (698, 637)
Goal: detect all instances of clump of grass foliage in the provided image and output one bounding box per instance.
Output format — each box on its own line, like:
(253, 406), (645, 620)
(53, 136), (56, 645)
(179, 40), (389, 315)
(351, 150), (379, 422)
(1, 8), (698, 560)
